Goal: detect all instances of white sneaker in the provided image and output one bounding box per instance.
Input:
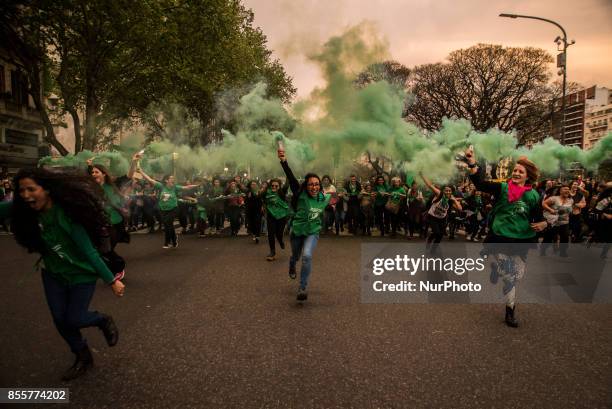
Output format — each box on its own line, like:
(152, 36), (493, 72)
(163, 245), (170, 249)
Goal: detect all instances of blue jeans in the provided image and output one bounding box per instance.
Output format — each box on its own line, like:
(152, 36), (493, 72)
(289, 234), (319, 290)
(42, 270), (106, 353)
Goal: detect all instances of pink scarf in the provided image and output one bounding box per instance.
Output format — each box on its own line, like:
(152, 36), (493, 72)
(507, 179), (532, 203)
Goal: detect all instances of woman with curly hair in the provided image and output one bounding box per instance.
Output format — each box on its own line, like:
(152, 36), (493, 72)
(0, 167), (125, 381)
(465, 148), (548, 327)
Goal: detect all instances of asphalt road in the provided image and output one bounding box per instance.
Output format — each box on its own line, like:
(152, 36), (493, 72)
(1, 231), (611, 409)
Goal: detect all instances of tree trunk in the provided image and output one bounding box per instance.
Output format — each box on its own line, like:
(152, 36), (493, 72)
(29, 64), (69, 156)
(83, 87), (98, 151)
(68, 108), (82, 152)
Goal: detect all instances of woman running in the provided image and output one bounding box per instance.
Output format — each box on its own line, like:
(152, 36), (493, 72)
(87, 153), (139, 249)
(209, 178), (225, 233)
(359, 183), (374, 236)
(225, 180), (245, 236)
(386, 177), (407, 238)
(406, 181), (425, 238)
(420, 173), (462, 252)
(541, 184), (573, 257)
(278, 147), (330, 301)
(373, 175), (389, 236)
(321, 175), (337, 234)
(465, 147), (548, 327)
(264, 178), (291, 261)
(568, 180), (587, 242)
(139, 170), (199, 248)
(245, 180), (265, 243)
(1, 168), (124, 380)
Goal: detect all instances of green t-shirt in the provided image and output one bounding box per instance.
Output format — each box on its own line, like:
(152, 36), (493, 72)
(291, 191), (331, 236)
(491, 182), (540, 239)
(102, 183), (124, 225)
(39, 205), (114, 285)
(388, 186), (406, 204)
(265, 189), (292, 220)
(374, 184), (389, 206)
(154, 181), (183, 211)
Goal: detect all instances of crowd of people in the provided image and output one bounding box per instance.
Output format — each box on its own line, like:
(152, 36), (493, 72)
(0, 146), (610, 380)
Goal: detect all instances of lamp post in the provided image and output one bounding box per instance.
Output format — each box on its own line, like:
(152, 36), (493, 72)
(499, 13), (574, 145)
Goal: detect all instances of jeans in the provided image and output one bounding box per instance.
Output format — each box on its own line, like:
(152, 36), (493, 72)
(42, 270), (106, 353)
(289, 233), (319, 290)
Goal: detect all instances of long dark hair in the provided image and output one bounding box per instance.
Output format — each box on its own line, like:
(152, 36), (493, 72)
(11, 167), (109, 253)
(90, 163), (123, 198)
(267, 178), (287, 200)
(291, 173), (323, 210)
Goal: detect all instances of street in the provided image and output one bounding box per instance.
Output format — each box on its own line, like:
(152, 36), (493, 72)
(1, 232), (611, 408)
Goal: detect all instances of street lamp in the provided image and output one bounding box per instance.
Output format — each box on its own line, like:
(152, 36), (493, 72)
(499, 13), (575, 145)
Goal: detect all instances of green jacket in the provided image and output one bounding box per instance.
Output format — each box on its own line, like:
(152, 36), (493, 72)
(1, 202), (114, 284)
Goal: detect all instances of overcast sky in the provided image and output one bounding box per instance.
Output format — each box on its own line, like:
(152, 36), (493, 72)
(243, 0), (612, 98)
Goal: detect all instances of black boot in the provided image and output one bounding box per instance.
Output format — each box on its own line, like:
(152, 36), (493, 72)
(62, 345), (93, 381)
(99, 314), (119, 346)
(505, 306), (519, 328)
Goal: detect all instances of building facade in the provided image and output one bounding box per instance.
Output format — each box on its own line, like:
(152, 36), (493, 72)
(0, 47), (48, 176)
(552, 85), (611, 148)
(584, 103), (612, 150)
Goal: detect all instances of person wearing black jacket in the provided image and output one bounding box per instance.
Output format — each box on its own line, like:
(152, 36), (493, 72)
(344, 175), (362, 234)
(263, 179), (291, 261)
(245, 180), (265, 244)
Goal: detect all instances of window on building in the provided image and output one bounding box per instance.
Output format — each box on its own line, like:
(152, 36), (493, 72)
(5, 129), (39, 146)
(9, 70), (29, 106)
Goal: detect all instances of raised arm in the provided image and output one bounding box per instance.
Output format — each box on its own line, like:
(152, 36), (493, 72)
(138, 169), (158, 186)
(126, 152), (143, 179)
(278, 149), (300, 196)
(464, 147), (502, 197)
(420, 173), (440, 197)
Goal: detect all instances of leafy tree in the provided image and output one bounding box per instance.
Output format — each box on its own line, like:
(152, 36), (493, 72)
(3, 0), (295, 154)
(406, 44), (553, 135)
(354, 60), (411, 91)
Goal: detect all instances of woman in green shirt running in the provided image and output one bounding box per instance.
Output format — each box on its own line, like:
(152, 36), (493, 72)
(4, 167), (125, 381)
(139, 170), (200, 248)
(87, 152), (140, 249)
(278, 147), (330, 301)
(465, 147), (547, 327)
(263, 178), (291, 261)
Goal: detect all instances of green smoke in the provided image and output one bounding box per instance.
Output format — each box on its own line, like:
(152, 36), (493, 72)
(39, 150), (129, 175)
(39, 23), (612, 185)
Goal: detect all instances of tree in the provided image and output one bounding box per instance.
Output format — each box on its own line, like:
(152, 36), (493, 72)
(158, 0), (295, 145)
(4, 0), (295, 154)
(406, 44), (553, 134)
(354, 60), (411, 91)
(0, 1), (69, 155)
